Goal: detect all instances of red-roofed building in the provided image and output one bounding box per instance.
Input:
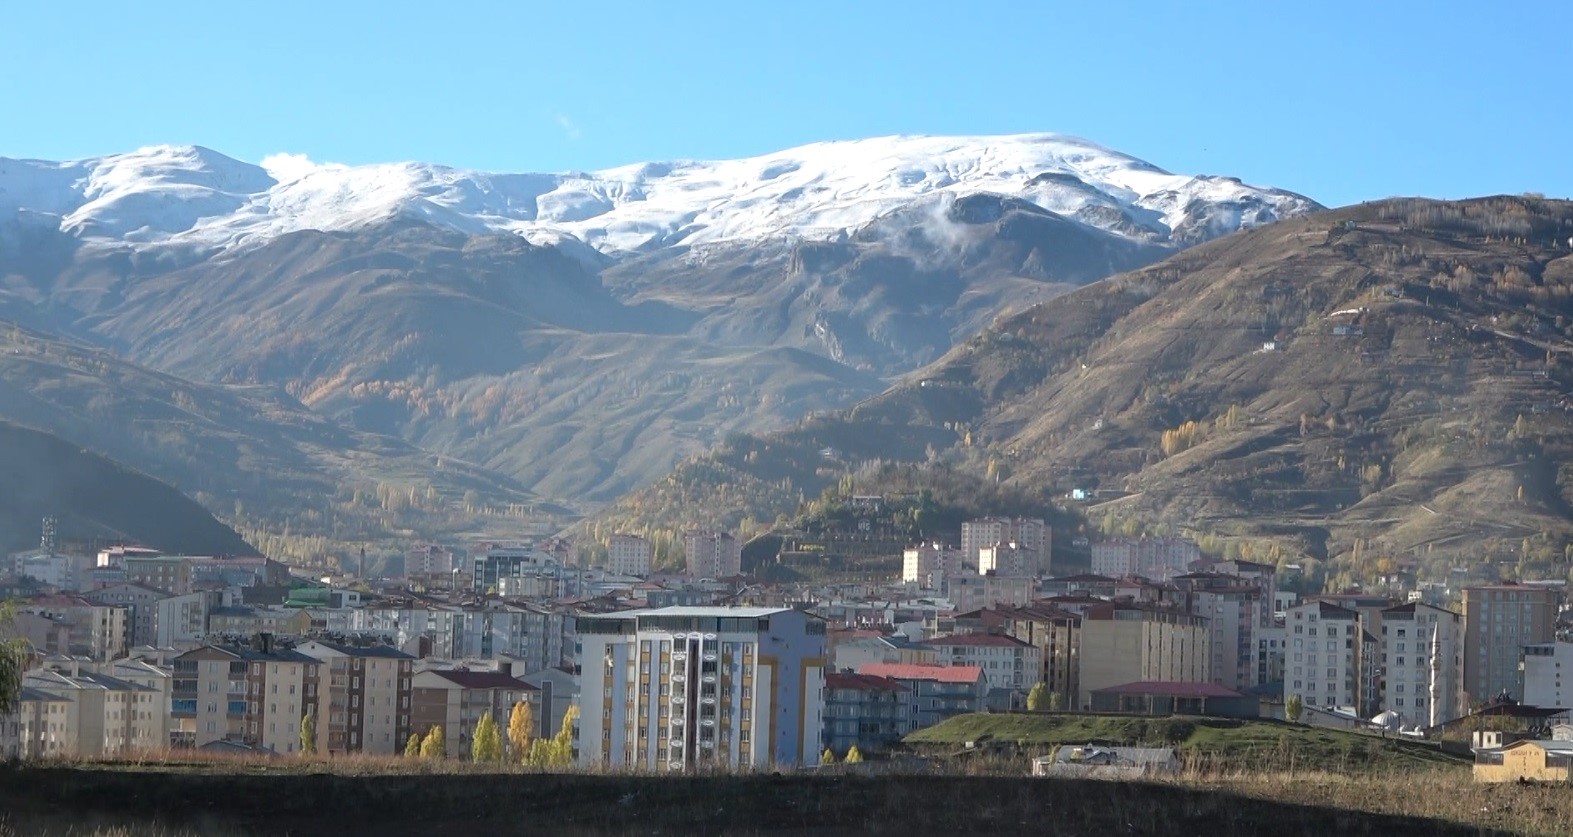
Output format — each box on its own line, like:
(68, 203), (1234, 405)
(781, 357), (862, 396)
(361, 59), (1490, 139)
(1089, 680), (1258, 718)
(823, 672), (914, 755)
(411, 668), (539, 759)
(857, 663), (987, 728)
(921, 634), (1041, 706)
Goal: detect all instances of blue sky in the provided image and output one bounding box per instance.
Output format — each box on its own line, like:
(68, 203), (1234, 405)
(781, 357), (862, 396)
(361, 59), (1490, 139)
(2, 0), (1568, 207)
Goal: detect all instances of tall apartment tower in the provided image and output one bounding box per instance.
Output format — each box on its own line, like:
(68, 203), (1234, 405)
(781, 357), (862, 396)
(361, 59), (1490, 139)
(1462, 584), (1558, 704)
(684, 532), (741, 579)
(575, 607), (826, 771)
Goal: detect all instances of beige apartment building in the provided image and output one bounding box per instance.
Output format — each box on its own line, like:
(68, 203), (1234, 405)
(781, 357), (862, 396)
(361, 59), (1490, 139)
(1076, 603), (1210, 709)
(296, 640), (414, 755)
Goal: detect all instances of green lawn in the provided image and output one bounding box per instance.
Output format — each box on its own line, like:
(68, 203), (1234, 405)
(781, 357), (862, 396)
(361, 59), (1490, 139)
(904, 713), (1468, 772)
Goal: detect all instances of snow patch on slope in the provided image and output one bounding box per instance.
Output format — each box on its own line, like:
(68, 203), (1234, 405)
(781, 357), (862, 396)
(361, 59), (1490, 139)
(0, 134), (1319, 255)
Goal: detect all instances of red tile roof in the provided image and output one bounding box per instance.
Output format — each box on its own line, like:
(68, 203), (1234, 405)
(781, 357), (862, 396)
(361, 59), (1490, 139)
(825, 672), (907, 692)
(858, 663), (984, 684)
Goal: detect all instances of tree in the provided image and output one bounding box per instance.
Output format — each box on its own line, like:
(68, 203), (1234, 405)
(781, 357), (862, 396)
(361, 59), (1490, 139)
(820, 748), (837, 766)
(1286, 694), (1304, 723)
(844, 745), (863, 764)
(508, 700), (534, 761)
(1048, 691), (1064, 712)
(472, 711), (503, 763)
(0, 603), (25, 716)
(1026, 683), (1048, 711)
(420, 725), (446, 759)
(299, 711), (317, 755)
(404, 732), (422, 757)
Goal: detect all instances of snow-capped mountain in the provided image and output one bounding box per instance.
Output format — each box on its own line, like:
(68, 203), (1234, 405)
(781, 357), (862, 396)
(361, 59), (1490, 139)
(0, 134), (1318, 255)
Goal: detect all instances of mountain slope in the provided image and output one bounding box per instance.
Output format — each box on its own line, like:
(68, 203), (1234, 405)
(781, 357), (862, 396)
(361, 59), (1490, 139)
(0, 320), (552, 553)
(0, 134), (1320, 514)
(0, 419), (251, 556)
(609, 197), (1573, 582)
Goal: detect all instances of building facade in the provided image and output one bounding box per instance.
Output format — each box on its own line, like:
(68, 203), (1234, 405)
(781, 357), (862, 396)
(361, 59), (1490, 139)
(822, 672), (913, 756)
(1464, 584), (1557, 705)
(1380, 602), (1465, 726)
(683, 532), (742, 579)
(1077, 603), (1210, 709)
(575, 606), (826, 771)
(962, 518), (1050, 577)
(607, 535), (653, 577)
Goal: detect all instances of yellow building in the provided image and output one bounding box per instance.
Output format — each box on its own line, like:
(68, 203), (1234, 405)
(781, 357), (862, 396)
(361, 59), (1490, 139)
(1474, 739), (1573, 783)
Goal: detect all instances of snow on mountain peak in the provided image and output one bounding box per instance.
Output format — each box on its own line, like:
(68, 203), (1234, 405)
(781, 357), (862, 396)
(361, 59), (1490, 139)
(0, 134), (1319, 255)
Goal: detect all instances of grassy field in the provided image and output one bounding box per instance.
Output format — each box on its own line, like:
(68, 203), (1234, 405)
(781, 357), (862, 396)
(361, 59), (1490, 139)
(904, 713), (1468, 772)
(0, 762), (1551, 836)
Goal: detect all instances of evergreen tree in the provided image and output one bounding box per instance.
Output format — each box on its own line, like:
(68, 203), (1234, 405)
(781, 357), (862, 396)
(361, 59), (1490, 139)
(820, 748), (837, 765)
(845, 745), (863, 764)
(299, 711), (317, 755)
(404, 732), (422, 757)
(508, 701), (534, 761)
(1286, 694), (1304, 723)
(420, 725), (447, 759)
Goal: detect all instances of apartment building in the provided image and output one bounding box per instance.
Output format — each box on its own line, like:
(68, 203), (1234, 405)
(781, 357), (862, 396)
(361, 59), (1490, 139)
(921, 634), (1040, 702)
(1283, 600), (1375, 712)
(1001, 603), (1081, 704)
(978, 543), (1034, 579)
(172, 641), (319, 752)
(822, 671), (913, 756)
(124, 556), (194, 595)
(86, 583), (166, 648)
(1171, 575), (1266, 691)
(3, 687), (75, 758)
(962, 518), (1050, 577)
(575, 606), (826, 771)
(155, 591), (213, 647)
(1090, 537), (1201, 581)
(24, 666), (160, 756)
(607, 534), (653, 577)
(857, 663), (987, 729)
(1379, 602), (1465, 726)
(683, 532), (742, 579)
(295, 641), (415, 755)
(405, 545), (457, 589)
(943, 574), (1034, 613)
(472, 548), (562, 595)
(410, 669), (539, 759)
(1463, 584), (1558, 704)
(1522, 642), (1573, 709)
(902, 542), (962, 587)
(21, 596), (128, 661)
(1077, 603), (1210, 709)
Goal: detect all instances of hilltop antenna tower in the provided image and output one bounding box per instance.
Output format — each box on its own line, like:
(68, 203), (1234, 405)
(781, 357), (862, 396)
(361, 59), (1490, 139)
(40, 516), (56, 555)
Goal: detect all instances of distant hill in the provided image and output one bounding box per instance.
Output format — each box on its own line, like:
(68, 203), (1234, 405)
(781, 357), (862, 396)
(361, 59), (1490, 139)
(605, 197), (1573, 584)
(0, 420), (251, 555)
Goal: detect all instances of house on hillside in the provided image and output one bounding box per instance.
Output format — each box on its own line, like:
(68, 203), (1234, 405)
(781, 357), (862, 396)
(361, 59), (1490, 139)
(1032, 744), (1180, 778)
(1474, 739), (1573, 783)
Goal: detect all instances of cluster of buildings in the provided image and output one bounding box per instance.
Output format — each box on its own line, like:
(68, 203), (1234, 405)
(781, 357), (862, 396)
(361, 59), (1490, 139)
(7, 522), (1573, 774)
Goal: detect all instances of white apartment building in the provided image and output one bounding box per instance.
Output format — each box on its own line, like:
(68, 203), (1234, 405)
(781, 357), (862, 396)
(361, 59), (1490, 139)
(962, 518), (1050, 576)
(607, 534), (653, 577)
(575, 606), (825, 771)
(1284, 600), (1365, 711)
(1379, 602), (1465, 726)
(1090, 537), (1201, 581)
(155, 592), (212, 647)
(684, 532), (742, 579)
(901, 543), (962, 586)
(1523, 642), (1573, 710)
